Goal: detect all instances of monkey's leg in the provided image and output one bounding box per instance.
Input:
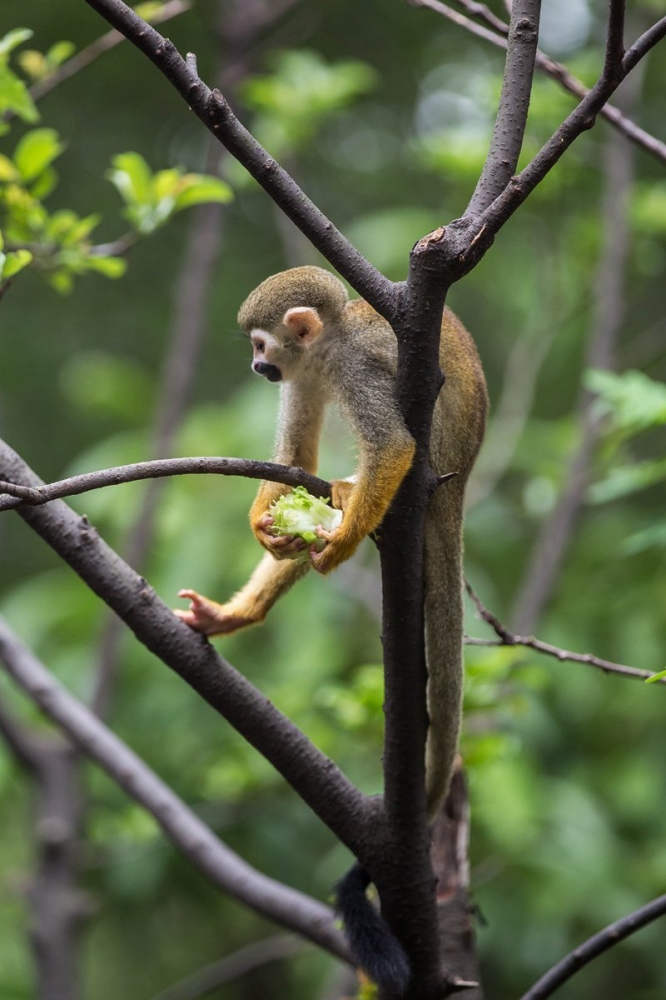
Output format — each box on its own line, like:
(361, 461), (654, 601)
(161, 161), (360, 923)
(176, 553), (309, 636)
(311, 438), (416, 574)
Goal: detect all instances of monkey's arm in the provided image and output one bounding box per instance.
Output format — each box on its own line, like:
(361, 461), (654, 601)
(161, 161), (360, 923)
(250, 381), (327, 554)
(312, 373), (415, 575)
(176, 552), (309, 636)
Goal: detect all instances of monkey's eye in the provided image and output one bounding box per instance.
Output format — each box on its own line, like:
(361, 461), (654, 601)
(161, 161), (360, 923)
(254, 339), (265, 353)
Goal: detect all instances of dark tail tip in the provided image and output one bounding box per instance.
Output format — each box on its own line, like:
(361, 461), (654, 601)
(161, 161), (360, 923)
(335, 862), (411, 995)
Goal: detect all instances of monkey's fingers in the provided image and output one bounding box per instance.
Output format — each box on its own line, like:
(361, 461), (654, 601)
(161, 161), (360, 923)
(175, 589), (251, 636)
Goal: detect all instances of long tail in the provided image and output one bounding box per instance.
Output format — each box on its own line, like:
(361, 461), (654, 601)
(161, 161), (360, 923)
(335, 862), (410, 994)
(424, 483), (466, 816)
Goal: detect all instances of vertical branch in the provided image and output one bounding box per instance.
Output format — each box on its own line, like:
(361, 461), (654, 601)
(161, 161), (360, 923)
(28, 741), (87, 1000)
(466, 0), (542, 215)
(431, 763), (483, 997)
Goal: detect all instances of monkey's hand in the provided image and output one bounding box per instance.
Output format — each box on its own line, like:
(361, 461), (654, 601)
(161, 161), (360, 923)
(309, 478), (360, 574)
(252, 513), (309, 559)
(175, 590), (258, 636)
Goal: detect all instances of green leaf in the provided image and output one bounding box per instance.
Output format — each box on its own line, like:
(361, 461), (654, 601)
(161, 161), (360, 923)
(173, 175), (233, 210)
(0, 63), (39, 122)
(589, 457), (666, 504)
(586, 368), (666, 433)
(0, 28), (33, 57)
(45, 41), (75, 67)
(134, 1), (167, 19)
(107, 152), (153, 205)
(645, 669), (666, 684)
(1, 248), (32, 278)
(84, 255), (127, 279)
(14, 128), (65, 182)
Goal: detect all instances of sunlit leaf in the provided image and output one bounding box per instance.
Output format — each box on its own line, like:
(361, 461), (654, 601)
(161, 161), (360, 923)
(1, 248), (32, 278)
(0, 28), (33, 57)
(172, 175), (233, 210)
(13, 127), (65, 182)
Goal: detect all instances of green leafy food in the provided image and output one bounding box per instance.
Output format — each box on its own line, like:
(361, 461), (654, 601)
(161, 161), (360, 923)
(269, 486), (343, 555)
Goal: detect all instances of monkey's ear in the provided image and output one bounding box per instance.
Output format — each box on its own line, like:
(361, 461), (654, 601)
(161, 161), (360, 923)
(283, 307), (323, 343)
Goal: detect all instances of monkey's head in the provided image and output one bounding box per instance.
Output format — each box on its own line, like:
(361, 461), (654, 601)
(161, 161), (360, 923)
(237, 266), (348, 383)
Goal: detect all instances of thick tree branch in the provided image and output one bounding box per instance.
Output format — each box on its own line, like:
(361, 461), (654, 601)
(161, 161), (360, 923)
(465, 583), (666, 685)
(0, 617), (350, 964)
(0, 440), (374, 852)
(518, 892), (666, 1000)
(0, 457), (332, 513)
(467, 0), (541, 214)
(410, 0), (666, 166)
(81, 0), (396, 319)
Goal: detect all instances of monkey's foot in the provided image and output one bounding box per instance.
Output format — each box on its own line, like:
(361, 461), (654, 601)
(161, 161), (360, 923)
(175, 589), (257, 636)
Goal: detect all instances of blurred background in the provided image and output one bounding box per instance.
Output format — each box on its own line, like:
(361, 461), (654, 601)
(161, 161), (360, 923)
(0, 0), (665, 997)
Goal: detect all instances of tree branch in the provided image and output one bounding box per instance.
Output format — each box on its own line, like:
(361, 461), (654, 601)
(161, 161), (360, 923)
(472, 15), (666, 245)
(410, 0), (666, 166)
(465, 583), (665, 685)
(518, 892), (666, 1000)
(81, 0), (396, 319)
(0, 457), (332, 513)
(149, 935), (307, 1000)
(466, 0), (541, 214)
(0, 439), (374, 853)
(0, 617), (350, 963)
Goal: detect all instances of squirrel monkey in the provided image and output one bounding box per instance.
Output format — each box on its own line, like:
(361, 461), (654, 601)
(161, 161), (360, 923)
(176, 266), (487, 991)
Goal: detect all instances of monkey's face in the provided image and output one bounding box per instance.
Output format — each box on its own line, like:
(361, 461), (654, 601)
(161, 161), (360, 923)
(249, 329), (285, 382)
(248, 307), (324, 383)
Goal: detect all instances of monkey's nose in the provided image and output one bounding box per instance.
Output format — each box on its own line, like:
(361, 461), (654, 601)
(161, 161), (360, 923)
(253, 362), (282, 382)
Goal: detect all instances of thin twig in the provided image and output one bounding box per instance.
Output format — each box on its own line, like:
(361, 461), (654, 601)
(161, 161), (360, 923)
(465, 583), (666, 685)
(28, 1), (191, 104)
(518, 892), (666, 1000)
(149, 935), (307, 1000)
(0, 457), (332, 513)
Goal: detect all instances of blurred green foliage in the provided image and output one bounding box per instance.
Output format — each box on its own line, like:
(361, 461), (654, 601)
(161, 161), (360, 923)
(0, 1), (665, 1000)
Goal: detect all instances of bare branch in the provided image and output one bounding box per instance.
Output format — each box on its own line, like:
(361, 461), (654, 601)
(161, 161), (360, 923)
(465, 583), (665, 685)
(476, 16), (666, 241)
(0, 457), (332, 513)
(81, 0), (397, 319)
(0, 439), (374, 851)
(0, 617), (350, 963)
(32, 1), (191, 100)
(149, 935), (307, 1000)
(518, 892), (666, 1000)
(411, 0), (666, 165)
(467, 0), (542, 214)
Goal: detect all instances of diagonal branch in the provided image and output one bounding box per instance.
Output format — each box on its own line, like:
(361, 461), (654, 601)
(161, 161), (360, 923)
(466, 0), (542, 214)
(0, 457), (332, 513)
(465, 583), (666, 685)
(0, 439), (375, 853)
(410, 0), (666, 166)
(0, 617), (349, 963)
(518, 892), (666, 1000)
(472, 14), (666, 246)
(81, 0), (396, 319)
